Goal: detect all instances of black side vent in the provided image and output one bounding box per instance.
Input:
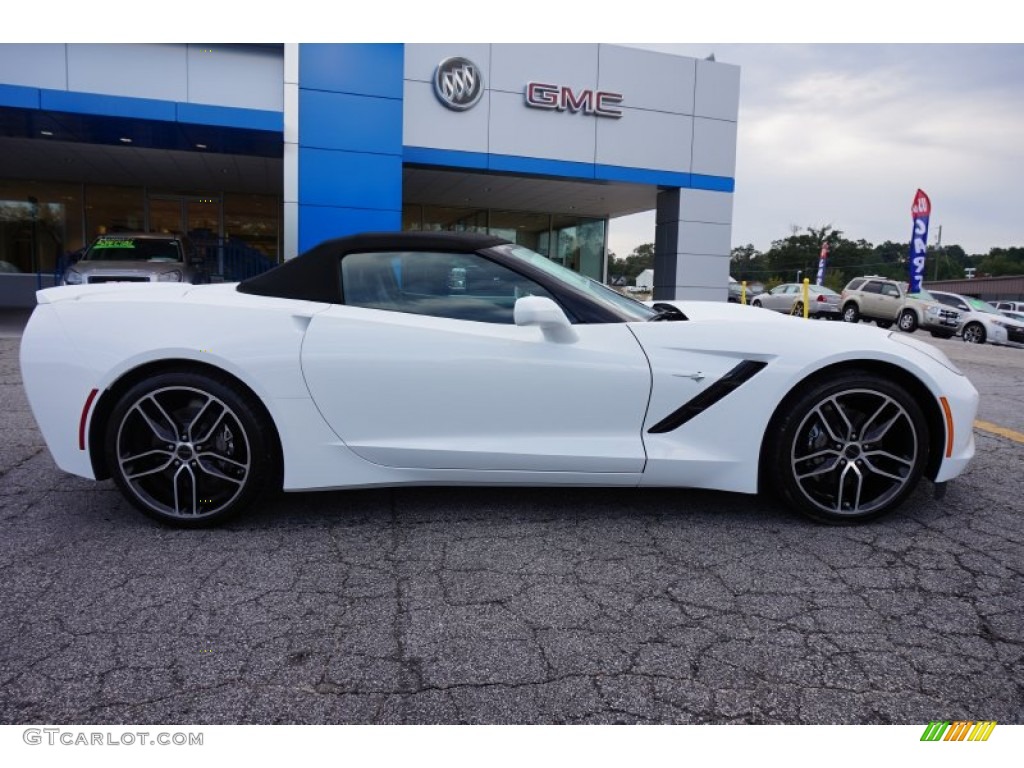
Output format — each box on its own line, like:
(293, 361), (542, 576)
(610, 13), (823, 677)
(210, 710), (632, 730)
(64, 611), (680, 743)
(647, 360), (768, 434)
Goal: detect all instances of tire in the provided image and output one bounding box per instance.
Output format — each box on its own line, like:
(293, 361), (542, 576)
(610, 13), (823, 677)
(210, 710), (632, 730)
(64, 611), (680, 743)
(876, 321), (893, 329)
(897, 310), (918, 333)
(793, 301), (804, 316)
(768, 372), (930, 524)
(962, 322), (986, 344)
(104, 369), (276, 527)
(752, 300), (762, 308)
(842, 304), (860, 323)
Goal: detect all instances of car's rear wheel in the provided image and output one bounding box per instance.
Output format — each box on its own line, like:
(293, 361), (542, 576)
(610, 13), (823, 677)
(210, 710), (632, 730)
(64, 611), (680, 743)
(793, 301), (804, 316)
(962, 322), (986, 344)
(768, 372), (929, 524)
(751, 299), (763, 308)
(105, 370), (275, 527)
(842, 304), (860, 323)
(898, 310), (918, 332)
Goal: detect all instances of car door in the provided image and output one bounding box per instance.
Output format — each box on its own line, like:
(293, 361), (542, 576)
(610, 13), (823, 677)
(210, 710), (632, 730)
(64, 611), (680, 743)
(877, 282), (903, 320)
(764, 285), (791, 312)
(300, 249), (652, 473)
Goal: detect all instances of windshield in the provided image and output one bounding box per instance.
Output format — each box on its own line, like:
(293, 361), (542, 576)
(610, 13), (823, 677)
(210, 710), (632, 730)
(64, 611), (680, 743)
(966, 297), (1002, 315)
(84, 237), (183, 263)
(495, 244), (657, 322)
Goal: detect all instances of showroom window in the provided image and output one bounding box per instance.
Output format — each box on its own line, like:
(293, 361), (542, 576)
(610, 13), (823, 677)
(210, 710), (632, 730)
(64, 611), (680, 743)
(85, 185), (144, 241)
(0, 180), (82, 275)
(402, 205), (608, 282)
(340, 250), (553, 324)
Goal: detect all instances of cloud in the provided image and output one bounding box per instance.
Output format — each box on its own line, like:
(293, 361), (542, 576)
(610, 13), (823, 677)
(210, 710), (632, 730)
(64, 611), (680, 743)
(610, 44), (1024, 259)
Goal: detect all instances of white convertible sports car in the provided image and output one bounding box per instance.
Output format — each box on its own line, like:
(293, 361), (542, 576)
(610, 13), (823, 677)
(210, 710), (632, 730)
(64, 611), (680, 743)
(20, 232), (978, 527)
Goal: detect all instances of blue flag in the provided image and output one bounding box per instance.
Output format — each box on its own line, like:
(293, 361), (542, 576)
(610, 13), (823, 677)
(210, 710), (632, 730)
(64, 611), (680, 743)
(908, 189), (931, 293)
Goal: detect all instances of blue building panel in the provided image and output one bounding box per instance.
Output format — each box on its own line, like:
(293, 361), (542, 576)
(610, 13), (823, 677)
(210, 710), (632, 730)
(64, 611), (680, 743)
(690, 173), (736, 193)
(299, 44), (404, 99)
(595, 164), (691, 188)
(296, 44), (406, 248)
(487, 153), (597, 181)
(299, 205), (401, 252)
(176, 102), (283, 133)
(40, 89), (177, 122)
(0, 83), (40, 110)
(298, 89), (402, 154)
(402, 146), (490, 171)
(404, 146), (735, 193)
(298, 147), (403, 209)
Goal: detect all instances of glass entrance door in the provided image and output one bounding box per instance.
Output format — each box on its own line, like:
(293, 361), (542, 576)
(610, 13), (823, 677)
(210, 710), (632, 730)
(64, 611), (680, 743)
(147, 197), (184, 235)
(146, 194), (222, 239)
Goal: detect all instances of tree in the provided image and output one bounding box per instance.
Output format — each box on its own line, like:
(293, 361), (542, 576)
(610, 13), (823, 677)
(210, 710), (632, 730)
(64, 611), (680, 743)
(610, 242), (654, 282)
(976, 247), (1024, 277)
(760, 225), (873, 286)
(729, 244), (761, 281)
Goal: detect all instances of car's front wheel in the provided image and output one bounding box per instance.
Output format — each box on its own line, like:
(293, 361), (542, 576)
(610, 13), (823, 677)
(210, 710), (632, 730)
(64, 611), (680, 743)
(105, 370), (276, 527)
(898, 310), (918, 333)
(768, 372), (930, 524)
(842, 304), (860, 323)
(962, 322), (986, 344)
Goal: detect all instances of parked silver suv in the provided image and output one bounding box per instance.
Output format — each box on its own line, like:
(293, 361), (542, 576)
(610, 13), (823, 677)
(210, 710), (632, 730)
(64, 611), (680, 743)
(840, 276), (961, 337)
(63, 233), (204, 286)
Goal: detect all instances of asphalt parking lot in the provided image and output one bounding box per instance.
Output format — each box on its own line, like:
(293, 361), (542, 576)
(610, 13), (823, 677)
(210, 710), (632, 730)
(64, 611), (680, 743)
(1, 317), (1022, 725)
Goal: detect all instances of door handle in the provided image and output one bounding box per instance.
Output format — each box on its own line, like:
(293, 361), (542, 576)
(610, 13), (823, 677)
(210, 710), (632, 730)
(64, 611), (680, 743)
(674, 372), (706, 382)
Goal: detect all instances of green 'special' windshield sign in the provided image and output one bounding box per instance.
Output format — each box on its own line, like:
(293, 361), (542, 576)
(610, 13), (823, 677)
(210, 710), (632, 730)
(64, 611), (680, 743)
(94, 238), (136, 249)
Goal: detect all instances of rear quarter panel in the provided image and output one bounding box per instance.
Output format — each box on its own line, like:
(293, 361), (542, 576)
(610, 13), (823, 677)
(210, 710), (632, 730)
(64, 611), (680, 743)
(21, 284), (328, 479)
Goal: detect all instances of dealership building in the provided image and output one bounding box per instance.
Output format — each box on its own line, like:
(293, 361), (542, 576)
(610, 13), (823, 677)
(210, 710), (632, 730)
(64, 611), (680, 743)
(0, 44), (739, 307)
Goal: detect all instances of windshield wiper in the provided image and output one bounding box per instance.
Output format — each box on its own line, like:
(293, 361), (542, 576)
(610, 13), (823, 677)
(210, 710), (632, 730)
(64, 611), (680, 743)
(647, 303), (689, 322)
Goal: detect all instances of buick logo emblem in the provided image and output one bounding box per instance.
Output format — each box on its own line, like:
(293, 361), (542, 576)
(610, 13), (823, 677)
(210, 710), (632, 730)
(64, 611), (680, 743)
(434, 57), (484, 111)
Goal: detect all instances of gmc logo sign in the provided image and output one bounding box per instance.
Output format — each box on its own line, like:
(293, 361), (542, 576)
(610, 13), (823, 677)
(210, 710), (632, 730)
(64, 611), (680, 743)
(524, 82), (623, 118)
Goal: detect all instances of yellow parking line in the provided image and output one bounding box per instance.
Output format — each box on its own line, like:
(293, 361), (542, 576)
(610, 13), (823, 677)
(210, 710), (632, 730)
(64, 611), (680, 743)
(974, 420), (1024, 445)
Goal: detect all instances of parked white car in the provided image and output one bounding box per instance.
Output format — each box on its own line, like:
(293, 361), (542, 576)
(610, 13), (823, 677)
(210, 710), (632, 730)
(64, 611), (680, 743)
(21, 232), (978, 527)
(990, 300), (1024, 314)
(931, 291), (1024, 346)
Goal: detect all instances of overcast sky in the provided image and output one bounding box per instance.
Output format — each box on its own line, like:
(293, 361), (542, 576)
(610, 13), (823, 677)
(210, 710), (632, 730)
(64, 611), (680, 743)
(609, 43), (1024, 259)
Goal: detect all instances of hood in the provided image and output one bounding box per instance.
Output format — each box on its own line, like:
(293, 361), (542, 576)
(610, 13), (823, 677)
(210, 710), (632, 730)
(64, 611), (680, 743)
(70, 259), (184, 273)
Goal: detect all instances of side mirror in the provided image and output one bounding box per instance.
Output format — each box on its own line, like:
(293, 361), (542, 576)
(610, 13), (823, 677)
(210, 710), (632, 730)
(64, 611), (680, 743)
(514, 296), (577, 343)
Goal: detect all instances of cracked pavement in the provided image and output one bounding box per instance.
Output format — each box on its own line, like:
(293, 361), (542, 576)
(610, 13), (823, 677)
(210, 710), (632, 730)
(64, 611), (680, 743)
(1, 331), (1022, 724)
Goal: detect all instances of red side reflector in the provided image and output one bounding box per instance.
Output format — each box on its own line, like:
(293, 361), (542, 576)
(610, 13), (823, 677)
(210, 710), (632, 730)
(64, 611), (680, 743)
(79, 388), (99, 451)
(939, 396), (954, 458)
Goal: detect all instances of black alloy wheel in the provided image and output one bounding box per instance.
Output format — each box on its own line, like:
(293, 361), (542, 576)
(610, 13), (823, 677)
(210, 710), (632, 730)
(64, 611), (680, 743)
(105, 370), (276, 527)
(768, 372), (930, 524)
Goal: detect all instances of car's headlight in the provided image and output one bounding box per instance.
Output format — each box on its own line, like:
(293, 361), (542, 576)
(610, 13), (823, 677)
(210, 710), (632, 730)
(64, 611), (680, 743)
(888, 332), (963, 375)
(926, 306), (941, 317)
(157, 270), (183, 282)
(64, 270), (82, 285)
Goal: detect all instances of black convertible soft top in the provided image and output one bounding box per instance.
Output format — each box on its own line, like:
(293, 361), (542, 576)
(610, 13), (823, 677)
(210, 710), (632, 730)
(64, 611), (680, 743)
(237, 231), (510, 303)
